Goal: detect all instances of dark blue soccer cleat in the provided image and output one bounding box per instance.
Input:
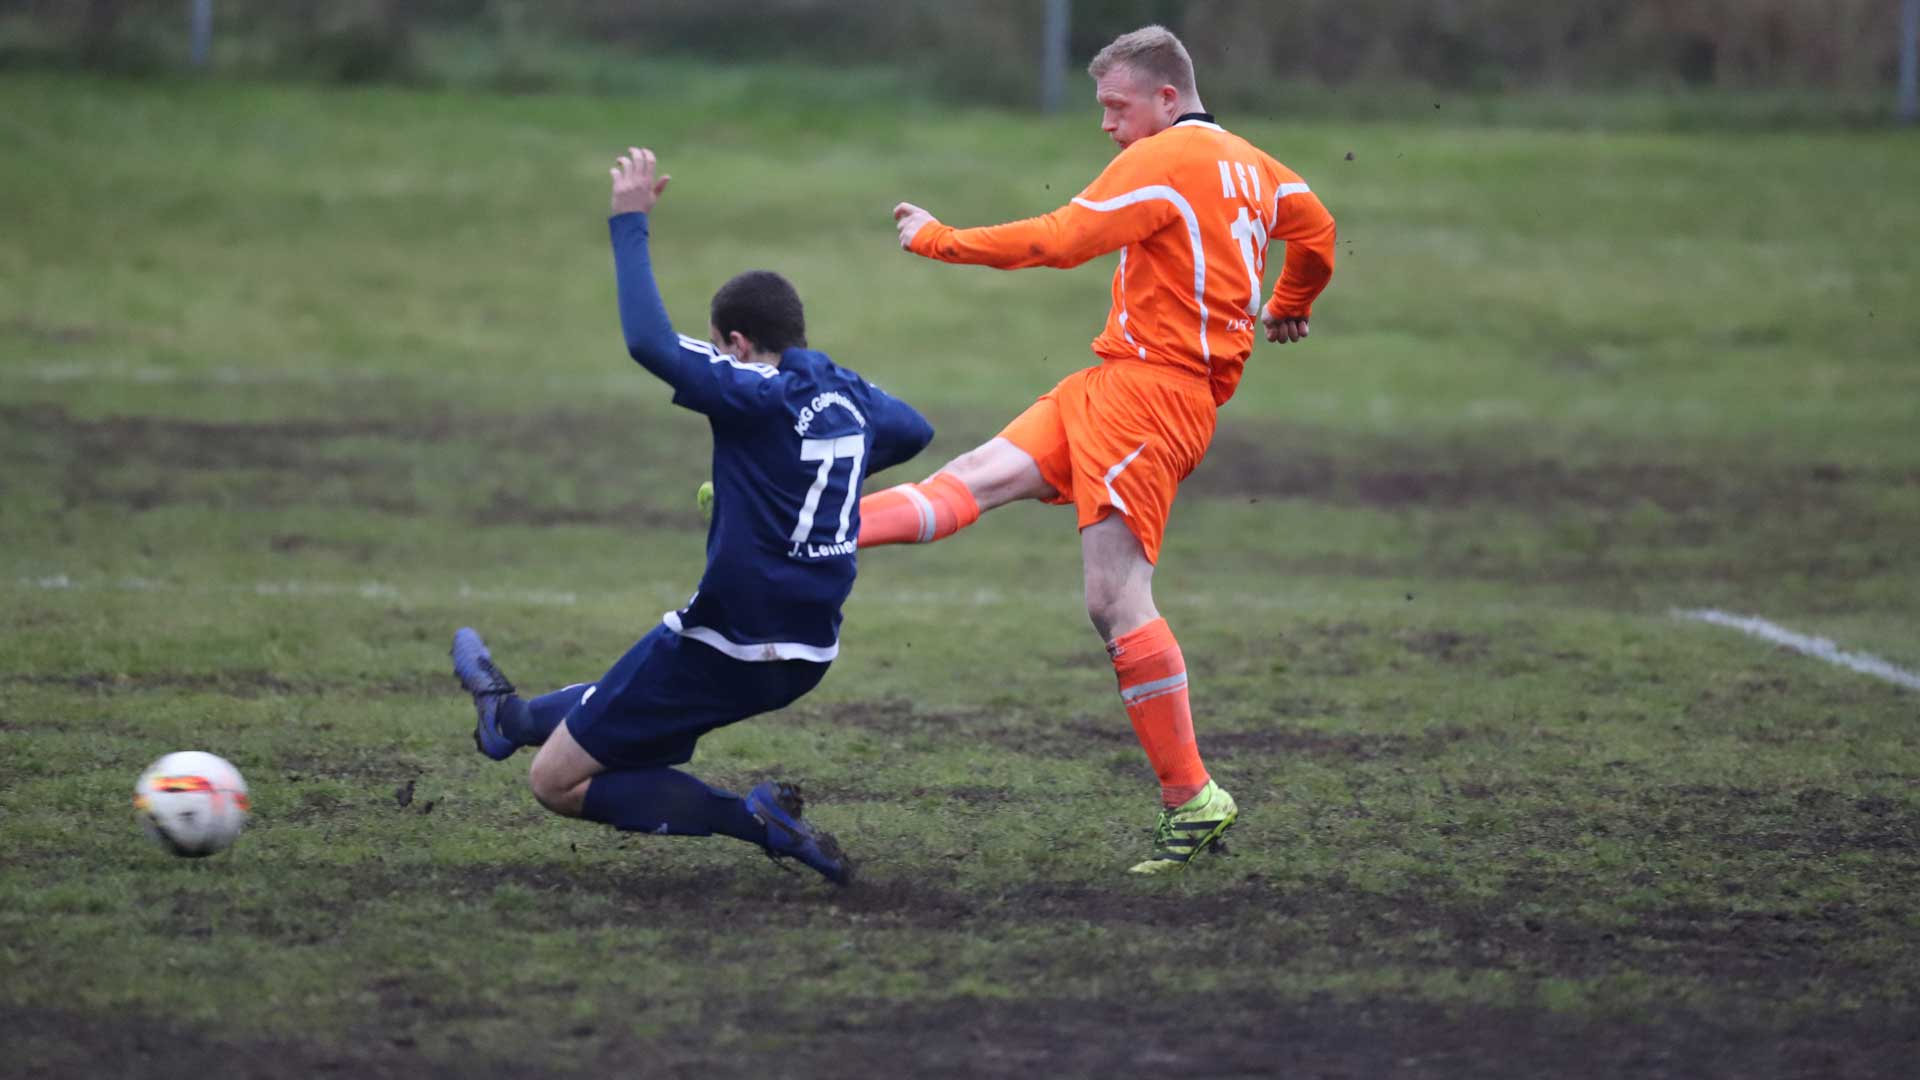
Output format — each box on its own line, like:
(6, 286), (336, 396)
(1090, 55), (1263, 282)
(451, 627), (518, 761)
(745, 781), (855, 886)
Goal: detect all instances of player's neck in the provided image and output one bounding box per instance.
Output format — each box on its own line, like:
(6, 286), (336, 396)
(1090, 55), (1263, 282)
(728, 348), (784, 368)
(1173, 98), (1208, 122)
(1150, 101), (1210, 138)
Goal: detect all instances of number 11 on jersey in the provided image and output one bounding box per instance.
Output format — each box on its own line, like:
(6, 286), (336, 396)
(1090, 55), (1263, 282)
(1229, 206), (1270, 317)
(1220, 159), (1272, 317)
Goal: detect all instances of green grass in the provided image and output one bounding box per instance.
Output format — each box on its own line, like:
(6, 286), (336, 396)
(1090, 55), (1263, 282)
(1, 71), (1917, 1076)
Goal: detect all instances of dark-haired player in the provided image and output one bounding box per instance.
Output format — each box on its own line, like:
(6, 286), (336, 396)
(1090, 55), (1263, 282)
(450, 147), (934, 885)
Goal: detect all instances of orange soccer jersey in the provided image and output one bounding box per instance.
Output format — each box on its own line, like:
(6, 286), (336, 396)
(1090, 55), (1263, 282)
(908, 117), (1337, 408)
(906, 117), (1336, 561)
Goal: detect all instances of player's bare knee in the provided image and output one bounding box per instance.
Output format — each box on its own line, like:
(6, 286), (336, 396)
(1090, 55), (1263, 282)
(940, 439), (1049, 508)
(526, 761), (580, 817)
(1085, 576), (1158, 643)
(938, 445), (996, 489)
(1084, 586), (1126, 641)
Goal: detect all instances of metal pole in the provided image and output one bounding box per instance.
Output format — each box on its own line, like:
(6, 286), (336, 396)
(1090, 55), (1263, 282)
(1899, 0), (1919, 125)
(189, 0), (213, 69)
(1040, 0), (1070, 113)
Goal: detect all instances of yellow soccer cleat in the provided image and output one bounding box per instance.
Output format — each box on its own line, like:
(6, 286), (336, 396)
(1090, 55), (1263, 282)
(1129, 780), (1237, 875)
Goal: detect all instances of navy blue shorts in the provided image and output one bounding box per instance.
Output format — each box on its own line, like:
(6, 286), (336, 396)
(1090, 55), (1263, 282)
(564, 624), (828, 770)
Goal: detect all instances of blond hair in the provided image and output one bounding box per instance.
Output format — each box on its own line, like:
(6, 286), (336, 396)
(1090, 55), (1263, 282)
(1087, 24), (1197, 97)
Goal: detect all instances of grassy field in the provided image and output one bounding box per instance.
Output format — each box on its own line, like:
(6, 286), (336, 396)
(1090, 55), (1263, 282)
(2, 70), (1918, 1077)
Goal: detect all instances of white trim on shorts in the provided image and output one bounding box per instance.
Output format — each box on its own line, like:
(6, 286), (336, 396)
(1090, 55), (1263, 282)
(661, 611), (838, 663)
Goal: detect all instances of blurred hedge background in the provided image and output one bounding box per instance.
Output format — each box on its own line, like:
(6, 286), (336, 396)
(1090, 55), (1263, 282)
(2, 0), (1913, 121)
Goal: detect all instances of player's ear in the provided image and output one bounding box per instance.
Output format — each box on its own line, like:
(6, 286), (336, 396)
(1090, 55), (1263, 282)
(724, 330), (755, 360)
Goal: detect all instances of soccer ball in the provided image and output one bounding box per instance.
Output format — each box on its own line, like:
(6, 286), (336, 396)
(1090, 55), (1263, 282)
(134, 751), (251, 857)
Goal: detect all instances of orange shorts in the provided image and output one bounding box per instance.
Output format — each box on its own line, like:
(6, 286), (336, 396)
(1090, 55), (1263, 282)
(998, 362), (1218, 564)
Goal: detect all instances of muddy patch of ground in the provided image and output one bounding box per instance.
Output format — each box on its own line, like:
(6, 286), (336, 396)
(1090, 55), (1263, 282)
(269, 532), (381, 562)
(800, 781), (1020, 807)
(742, 993), (1919, 1079)
(0, 669), (452, 699)
(805, 698), (1471, 764)
(471, 489), (696, 531)
(1397, 627), (1493, 663)
(1189, 426), (1889, 517)
(45, 786), (1915, 1074)
(272, 748), (427, 785)
(237, 837), (1920, 988)
(1184, 428), (1920, 592)
(1, 317), (112, 344)
(1205, 722), (1473, 759)
(804, 701), (1144, 759)
(7, 996), (1914, 1079)
(1628, 784), (1920, 855)
(3, 404), (705, 527)
(0, 1004), (509, 1079)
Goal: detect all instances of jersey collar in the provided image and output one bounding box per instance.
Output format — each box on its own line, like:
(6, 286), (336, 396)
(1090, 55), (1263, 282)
(1172, 111), (1224, 132)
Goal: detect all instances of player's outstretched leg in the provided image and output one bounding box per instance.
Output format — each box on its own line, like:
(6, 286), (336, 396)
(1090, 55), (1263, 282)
(578, 771), (852, 885)
(857, 436), (1055, 549)
(859, 471), (980, 547)
(451, 629), (588, 760)
(744, 781), (856, 886)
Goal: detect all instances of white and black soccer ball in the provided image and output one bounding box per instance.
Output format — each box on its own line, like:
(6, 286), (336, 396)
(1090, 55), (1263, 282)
(134, 751), (250, 857)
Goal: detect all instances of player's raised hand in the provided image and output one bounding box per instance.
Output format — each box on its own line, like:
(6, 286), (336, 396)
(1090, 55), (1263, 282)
(1262, 309), (1310, 344)
(610, 147), (671, 216)
(893, 202), (937, 250)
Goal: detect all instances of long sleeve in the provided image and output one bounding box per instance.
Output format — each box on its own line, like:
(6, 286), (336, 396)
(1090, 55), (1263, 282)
(610, 212), (779, 419)
(907, 143), (1176, 270)
(610, 212), (690, 382)
(1264, 191), (1337, 320)
(863, 384), (935, 475)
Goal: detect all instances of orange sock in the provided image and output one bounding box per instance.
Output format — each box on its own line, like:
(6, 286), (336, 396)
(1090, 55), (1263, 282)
(857, 471), (981, 548)
(1109, 618), (1209, 808)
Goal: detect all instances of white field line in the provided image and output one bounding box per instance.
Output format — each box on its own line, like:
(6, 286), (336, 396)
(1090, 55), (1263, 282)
(1675, 608), (1920, 692)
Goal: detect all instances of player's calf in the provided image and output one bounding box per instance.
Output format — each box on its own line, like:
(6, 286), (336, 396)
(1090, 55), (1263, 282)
(858, 471), (980, 546)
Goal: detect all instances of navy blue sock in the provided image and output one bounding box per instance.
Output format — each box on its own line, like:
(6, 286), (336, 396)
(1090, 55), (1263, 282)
(580, 767), (769, 846)
(497, 684), (590, 747)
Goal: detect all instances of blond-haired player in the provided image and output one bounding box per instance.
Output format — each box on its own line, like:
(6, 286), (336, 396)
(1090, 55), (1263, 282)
(860, 26), (1338, 873)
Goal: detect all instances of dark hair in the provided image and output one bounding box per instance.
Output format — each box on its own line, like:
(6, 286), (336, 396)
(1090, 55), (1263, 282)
(709, 270), (806, 354)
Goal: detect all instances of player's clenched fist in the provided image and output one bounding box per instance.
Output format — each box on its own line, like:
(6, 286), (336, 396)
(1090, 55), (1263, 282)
(610, 146), (671, 216)
(893, 202), (937, 251)
(1262, 309), (1310, 344)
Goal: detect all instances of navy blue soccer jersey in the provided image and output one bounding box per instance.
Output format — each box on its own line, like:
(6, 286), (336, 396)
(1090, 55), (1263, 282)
(609, 212), (933, 663)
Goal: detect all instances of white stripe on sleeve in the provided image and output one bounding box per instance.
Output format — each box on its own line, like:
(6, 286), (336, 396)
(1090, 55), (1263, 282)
(1070, 186), (1210, 367)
